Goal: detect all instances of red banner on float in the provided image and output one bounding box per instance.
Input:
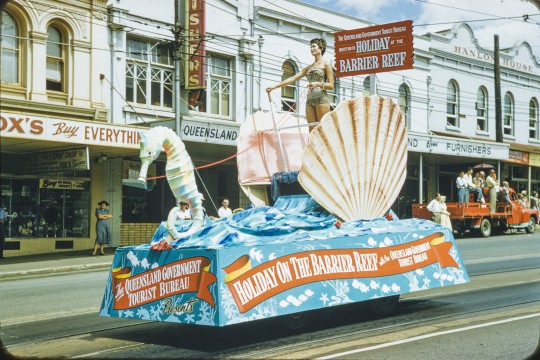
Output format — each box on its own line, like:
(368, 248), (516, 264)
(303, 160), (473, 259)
(112, 257), (216, 310)
(334, 20), (414, 77)
(224, 232), (458, 313)
(185, 0), (206, 89)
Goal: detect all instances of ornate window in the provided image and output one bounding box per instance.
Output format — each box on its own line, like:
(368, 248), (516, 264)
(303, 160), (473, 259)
(281, 60), (297, 112)
(207, 55), (232, 117)
(530, 98), (539, 140)
(126, 38), (173, 108)
(1, 11), (19, 84)
(189, 54), (233, 117)
(503, 92), (514, 136)
(398, 83), (411, 129)
(476, 87), (488, 132)
(46, 26), (64, 92)
(363, 77), (371, 96)
(446, 80), (459, 127)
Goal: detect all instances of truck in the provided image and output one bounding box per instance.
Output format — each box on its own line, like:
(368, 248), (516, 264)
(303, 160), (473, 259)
(412, 188), (538, 238)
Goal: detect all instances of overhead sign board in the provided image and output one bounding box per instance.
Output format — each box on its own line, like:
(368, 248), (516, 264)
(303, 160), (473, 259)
(19, 147), (90, 173)
(407, 133), (509, 160)
(1, 112), (144, 149)
(334, 20), (414, 77)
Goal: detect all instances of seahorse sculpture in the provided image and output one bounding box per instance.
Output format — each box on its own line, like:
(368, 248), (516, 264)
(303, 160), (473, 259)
(136, 126), (204, 240)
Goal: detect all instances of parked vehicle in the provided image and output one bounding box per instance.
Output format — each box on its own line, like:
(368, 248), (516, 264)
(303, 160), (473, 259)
(412, 188), (538, 237)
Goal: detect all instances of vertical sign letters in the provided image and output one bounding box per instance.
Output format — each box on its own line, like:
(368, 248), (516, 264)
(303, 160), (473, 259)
(185, 0), (206, 89)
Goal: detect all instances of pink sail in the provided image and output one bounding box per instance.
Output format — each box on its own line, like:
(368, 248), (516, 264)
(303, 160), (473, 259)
(236, 111), (309, 205)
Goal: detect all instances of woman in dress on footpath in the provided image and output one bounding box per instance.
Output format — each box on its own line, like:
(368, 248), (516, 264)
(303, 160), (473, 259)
(93, 200), (112, 256)
(439, 196), (453, 231)
(266, 38), (334, 131)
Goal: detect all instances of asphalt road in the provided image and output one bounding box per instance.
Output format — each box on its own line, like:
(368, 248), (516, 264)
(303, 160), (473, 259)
(1, 232), (539, 359)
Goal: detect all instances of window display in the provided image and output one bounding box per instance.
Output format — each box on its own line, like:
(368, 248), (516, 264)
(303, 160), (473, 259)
(0, 178), (90, 238)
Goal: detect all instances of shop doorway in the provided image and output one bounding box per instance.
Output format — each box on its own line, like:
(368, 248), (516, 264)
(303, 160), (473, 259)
(438, 173), (456, 202)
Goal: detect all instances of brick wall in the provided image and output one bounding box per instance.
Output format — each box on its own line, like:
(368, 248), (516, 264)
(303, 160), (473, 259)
(120, 223), (160, 246)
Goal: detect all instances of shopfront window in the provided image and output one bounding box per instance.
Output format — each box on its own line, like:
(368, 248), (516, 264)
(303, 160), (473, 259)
(0, 178), (89, 238)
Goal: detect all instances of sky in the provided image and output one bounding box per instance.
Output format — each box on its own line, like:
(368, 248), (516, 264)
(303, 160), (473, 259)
(300, 0), (540, 60)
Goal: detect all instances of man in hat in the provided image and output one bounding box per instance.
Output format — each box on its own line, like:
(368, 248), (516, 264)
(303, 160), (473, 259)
(176, 201), (191, 220)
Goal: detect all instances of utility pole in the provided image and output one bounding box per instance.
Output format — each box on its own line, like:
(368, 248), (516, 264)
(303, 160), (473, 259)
(494, 35), (503, 143)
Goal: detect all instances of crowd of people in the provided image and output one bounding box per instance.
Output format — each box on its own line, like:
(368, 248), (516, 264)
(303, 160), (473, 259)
(426, 168), (540, 230)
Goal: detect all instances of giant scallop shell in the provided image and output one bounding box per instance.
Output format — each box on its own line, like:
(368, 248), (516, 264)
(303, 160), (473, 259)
(298, 95), (407, 221)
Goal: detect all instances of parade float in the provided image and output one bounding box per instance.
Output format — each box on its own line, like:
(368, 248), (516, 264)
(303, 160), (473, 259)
(99, 95), (470, 327)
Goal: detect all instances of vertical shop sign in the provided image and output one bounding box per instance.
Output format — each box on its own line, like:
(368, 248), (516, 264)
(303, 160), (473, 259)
(185, 0), (206, 89)
(334, 20), (414, 77)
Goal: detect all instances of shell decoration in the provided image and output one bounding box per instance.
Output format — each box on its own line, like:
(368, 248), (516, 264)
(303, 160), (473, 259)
(298, 95), (407, 222)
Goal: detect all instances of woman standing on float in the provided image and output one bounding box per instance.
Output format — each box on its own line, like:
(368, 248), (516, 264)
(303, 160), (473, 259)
(266, 38), (335, 130)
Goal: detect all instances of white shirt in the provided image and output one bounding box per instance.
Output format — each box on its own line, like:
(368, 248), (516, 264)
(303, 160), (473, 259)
(218, 207), (232, 218)
(427, 198), (441, 213)
(463, 173), (475, 188)
(456, 176), (466, 189)
(175, 208), (191, 220)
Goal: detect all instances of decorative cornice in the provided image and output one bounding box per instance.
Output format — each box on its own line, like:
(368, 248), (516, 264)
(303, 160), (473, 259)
(0, 97), (97, 119)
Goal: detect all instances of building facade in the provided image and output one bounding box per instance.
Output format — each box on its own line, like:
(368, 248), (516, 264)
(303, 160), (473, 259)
(0, 0), (150, 255)
(2, 0), (539, 256)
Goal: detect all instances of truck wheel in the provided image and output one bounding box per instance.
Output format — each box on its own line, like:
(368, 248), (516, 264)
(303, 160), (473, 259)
(526, 218), (536, 234)
(480, 218), (491, 237)
(368, 295), (400, 317)
(282, 312), (309, 330)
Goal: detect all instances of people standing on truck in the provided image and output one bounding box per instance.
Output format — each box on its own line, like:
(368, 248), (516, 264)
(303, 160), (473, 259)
(456, 171), (468, 204)
(531, 192), (538, 211)
(464, 167), (484, 203)
(520, 190), (529, 208)
(439, 196), (453, 230)
(518, 193), (527, 207)
(426, 193), (442, 224)
(486, 170), (497, 213)
(473, 172), (484, 188)
(501, 181), (512, 213)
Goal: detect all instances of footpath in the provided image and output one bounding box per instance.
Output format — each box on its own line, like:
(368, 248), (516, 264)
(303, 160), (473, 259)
(0, 248), (116, 279)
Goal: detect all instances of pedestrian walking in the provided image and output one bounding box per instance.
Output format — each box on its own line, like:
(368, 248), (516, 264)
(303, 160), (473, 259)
(0, 204), (7, 259)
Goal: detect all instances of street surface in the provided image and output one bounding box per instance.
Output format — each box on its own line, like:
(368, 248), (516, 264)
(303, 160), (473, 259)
(1, 232), (539, 359)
